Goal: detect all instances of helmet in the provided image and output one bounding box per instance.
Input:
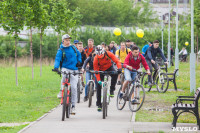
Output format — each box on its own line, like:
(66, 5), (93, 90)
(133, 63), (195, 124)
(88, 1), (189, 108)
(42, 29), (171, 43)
(95, 45), (105, 55)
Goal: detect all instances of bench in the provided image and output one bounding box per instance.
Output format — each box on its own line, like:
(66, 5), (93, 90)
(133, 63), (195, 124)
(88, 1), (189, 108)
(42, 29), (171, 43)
(171, 88), (200, 129)
(166, 69), (179, 91)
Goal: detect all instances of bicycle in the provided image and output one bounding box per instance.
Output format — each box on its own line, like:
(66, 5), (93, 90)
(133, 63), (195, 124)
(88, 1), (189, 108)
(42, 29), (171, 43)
(116, 69), (145, 112)
(141, 62), (169, 93)
(52, 69), (82, 121)
(90, 70), (118, 119)
(87, 71), (96, 107)
(77, 68), (84, 103)
(118, 63), (125, 85)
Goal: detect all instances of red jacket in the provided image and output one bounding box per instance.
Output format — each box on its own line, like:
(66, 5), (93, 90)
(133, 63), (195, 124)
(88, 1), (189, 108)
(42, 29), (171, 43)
(123, 52), (149, 71)
(93, 51), (122, 81)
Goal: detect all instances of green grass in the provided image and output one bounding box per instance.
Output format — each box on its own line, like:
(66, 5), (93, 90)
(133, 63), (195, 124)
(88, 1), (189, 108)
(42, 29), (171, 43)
(0, 66), (60, 123)
(136, 62), (200, 123)
(0, 124), (28, 133)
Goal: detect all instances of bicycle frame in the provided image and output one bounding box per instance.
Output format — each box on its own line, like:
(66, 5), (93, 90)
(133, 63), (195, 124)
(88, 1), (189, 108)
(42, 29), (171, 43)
(101, 75), (110, 104)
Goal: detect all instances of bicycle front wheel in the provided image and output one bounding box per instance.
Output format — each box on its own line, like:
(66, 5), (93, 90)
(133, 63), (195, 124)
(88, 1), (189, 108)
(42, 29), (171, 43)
(88, 82), (93, 107)
(103, 87), (107, 119)
(129, 85), (145, 112)
(116, 86), (127, 110)
(62, 87), (67, 121)
(141, 73), (151, 92)
(77, 80), (81, 103)
(156, 73), (169, 93)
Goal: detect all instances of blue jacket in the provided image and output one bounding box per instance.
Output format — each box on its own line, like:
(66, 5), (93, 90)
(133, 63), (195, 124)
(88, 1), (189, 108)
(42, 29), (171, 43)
(54, 44), (82, 70)
(142, 44), (149, 56)
(145, 45), (167, 62)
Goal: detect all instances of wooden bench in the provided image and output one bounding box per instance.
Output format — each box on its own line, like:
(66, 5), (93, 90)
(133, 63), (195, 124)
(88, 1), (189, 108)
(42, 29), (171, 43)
(166, 69), (179, 91)
(172, 88), (200, 129)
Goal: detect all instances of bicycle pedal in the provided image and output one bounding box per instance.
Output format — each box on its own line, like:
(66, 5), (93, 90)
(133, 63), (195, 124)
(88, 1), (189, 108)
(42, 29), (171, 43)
(71, 113), (76, 115)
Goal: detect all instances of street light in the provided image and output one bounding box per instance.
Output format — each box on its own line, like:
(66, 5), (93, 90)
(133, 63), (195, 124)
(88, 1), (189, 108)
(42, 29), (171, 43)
(168, 0), (171, 68)
(175, 0), (179, 76)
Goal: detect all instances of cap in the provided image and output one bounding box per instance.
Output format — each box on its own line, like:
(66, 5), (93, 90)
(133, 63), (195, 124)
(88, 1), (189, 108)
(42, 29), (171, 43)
(62, 34), (71, 40)
(101, 42), (106, 46)
(74, 40), (79, 44)
(126, 39), (131, 42)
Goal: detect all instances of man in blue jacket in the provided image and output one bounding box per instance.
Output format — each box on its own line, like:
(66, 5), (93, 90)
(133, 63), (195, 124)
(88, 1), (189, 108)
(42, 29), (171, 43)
(142, 42), (152, 56)
(53, 34), (82, 114)
(145, 40), (168, 86)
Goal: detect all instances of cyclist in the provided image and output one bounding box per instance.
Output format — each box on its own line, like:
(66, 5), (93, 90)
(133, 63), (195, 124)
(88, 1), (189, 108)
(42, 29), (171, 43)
(145, 40), (168, 86)
(142, 42), (152, 56)
(126, 39), (133, 49)
(109, 41), (117, 54)
(93, 45), (122, 111)
(82, 52), (98, 102)
(119, 46), (150, 103)
(84, 38), (95, 58)
(53, 34), (82, 114)
(179, 47), (187, 62)
(77, 42), (87, 87)
(73, 40), (79, 48)
(115, 42), (131, 85)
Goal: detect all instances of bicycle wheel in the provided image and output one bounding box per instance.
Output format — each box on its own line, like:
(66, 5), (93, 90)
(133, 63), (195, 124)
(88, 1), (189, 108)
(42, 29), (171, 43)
(156, 73), (169, 93)
(77, 80), (81, 103)
(116, 86), (127, 110)
(120, 73), (124, 85)
(129, 85), (145, 112)
(88, 82), (93, 107)
(66, 89), (71, 117)
(141, 73), (151, 92)
(103, 87), (107, 119)
(62, 86), (67, 121)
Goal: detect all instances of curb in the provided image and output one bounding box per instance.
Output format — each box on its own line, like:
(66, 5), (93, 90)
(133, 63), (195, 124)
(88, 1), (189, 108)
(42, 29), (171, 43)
(18, 104), (60, 133)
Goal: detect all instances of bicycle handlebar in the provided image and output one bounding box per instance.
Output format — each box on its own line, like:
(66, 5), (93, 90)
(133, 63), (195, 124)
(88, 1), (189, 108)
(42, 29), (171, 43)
(52, 69), (82, 75)
(89, 70), (118, 75)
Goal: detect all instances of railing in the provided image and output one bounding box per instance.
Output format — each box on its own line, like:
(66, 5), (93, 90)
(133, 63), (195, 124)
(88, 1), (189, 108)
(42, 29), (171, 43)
(149, 0), (189, 3)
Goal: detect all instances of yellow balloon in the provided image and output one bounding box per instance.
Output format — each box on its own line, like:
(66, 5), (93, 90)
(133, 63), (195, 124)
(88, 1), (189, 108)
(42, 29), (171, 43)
(136, 29), (144, 38)
(113, 28), (121, 36)
(185, 42), (189, 46)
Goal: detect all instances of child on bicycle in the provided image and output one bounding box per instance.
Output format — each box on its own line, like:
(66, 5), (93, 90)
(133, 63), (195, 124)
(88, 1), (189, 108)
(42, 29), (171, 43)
(145, 40), (168, 86)
(93, 45), (122, 111)
(53, 34), (82, 114)
(120, 46), (150, 104)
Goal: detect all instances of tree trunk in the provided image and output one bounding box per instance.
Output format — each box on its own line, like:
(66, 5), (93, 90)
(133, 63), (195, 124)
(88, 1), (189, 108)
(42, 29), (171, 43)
(15, 32), (18, 86)
(40, 30), (43, 77)
(30, 28), (34, 79)
(57, 33), (59, 49)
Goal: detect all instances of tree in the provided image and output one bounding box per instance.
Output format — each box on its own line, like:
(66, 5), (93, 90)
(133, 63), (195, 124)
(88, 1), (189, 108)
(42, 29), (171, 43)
(26, 0), (42, 79)
(37, 3), (49, 77)
(1, 0), (28, 86)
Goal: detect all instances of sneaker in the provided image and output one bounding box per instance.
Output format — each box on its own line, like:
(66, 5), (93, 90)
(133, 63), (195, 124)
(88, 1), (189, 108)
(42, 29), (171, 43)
(71, 106), (76, 115)
(84, 96), (88, 102)
(57, 90), (62, 99)
(117, 81), (121, 85)
(148, 82), (152, 86)
(97, 105), (102, 112)
(82, 82), (85, 87)
(119, 91), (124, 99)
(110, 91), (114, 98)
(131, 98), (140, 104)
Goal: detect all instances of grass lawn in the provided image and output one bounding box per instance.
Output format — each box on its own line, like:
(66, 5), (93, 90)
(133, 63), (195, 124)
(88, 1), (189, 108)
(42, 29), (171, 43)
(136, 62), (200, 123)
(0, 65), (61, 132)
(0, 125), (28, 133)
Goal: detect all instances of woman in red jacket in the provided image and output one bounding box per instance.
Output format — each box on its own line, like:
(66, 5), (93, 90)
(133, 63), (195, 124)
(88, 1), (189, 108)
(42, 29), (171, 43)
(120, 46), (151, 103)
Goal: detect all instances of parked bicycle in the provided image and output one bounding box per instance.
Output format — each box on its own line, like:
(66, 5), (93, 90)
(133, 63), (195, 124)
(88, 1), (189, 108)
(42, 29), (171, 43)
(141, 62), (169, 93)
(117, 69), (145, 112)
(52, 69), (82, 121)
(90, 70), (118, 119)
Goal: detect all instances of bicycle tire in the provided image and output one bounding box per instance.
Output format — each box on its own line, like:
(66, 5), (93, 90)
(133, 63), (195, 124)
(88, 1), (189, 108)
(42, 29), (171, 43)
(116, 86), (127, 110)
(62, 86), (67, 121)
(103, 87), (107, 119)
(77, 80), (81, 103)
(156, 73), (169, 93)
(88, 82), (93, 107)
(129, 85), (145, 112)
(141, 73), (151, 92)
(66, 88), (71, 118)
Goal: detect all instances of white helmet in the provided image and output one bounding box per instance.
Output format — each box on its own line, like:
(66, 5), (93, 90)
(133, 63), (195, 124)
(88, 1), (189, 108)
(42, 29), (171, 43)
(95, 45), (105, 55)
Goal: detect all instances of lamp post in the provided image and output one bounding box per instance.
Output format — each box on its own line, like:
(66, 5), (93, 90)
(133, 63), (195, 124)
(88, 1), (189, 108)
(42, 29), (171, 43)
(190, 0), (196, 93)
(168, 0), (171, 68)
(175, 0), (179, 75)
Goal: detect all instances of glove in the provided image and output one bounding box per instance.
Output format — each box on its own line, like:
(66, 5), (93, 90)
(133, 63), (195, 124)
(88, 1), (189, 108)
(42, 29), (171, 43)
(76, 61), (82, 68)
(117, 68), (122, 74)
(52, 68), (59, 72)
(98, 81), (102, 86)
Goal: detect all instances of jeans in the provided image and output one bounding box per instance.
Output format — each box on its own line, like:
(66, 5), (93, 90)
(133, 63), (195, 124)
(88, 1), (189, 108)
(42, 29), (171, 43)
(85, 71), (97, 97)
(145, 59), (158, 83)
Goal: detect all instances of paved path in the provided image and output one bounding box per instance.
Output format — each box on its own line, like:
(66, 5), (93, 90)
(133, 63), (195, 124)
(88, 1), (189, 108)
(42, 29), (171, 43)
(20, 89), (133, 133)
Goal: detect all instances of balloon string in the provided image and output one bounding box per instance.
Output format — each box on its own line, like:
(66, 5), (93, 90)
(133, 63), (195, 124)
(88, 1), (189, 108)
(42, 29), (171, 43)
(142, 38), (150, 44)
(121, 35), (126, 40)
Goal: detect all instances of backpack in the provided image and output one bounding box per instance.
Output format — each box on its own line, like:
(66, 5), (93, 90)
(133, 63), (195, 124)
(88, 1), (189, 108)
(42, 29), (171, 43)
(118, 48), (128, 59)
(85, 46), (95, 56)
(59, 45), (77, 76)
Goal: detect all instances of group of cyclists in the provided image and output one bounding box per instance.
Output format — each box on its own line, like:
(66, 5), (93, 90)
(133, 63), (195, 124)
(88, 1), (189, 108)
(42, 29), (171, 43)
(53, 34), (168, 114)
